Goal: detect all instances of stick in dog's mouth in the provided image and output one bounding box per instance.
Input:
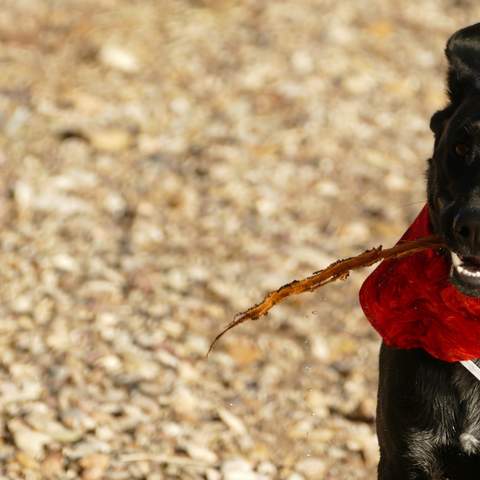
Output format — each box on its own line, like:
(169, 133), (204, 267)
(207, 235), (446, 355)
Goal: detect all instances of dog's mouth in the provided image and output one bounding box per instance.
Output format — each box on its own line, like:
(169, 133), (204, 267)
(450, 251), (480, 295)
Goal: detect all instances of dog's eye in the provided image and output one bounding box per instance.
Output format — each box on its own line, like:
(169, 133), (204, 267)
(455, 143), (469, 156)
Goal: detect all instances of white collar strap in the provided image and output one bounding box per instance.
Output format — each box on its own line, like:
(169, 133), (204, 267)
(461, 360), (480, 381)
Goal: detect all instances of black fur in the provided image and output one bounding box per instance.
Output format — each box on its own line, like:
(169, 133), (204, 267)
(378, 23), (480, 479)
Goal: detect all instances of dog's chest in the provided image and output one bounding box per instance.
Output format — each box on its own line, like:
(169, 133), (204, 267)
(408, 362), (480, 475)
(452, 363), (480, 451)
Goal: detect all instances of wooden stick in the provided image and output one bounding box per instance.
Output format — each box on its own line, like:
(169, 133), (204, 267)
(208, 235), (445, 354)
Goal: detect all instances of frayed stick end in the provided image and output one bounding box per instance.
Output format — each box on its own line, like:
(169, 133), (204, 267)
(207, 306), (267, 356)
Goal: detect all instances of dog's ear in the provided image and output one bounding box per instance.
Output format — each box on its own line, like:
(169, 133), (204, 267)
(445, 23), (480, 104)
(430, 105), (454, 137)
(430, 23), (480, 137)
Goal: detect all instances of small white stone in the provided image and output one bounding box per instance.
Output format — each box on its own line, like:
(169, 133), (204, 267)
(14, 181), (34, 210)
(104, 192), (127, 214)
(222, 458), (253, 474)
(341, 221), (370, 243)
(9, 420), (51, 459)
(311, 335), (330, 361)
(257, 461), (277, 475)
(385, 172), (408, 191)
(12, 295), (32, 314)
(100, 45), (140, 73)
(51, 253), (79, 272)
(317, 180), (339, 197)
(218, 408), (248, 437)
(98, 355), (122, 372)
(25, 414), (81, 443)
(162, 422), (183, 437)
(170, 97), (191, 115)
(296, 458), (326, 477)
(185, 443), (218, 464)
(89, 129), (133, 152)
(291, 51), (314, 75)
(206, 469), (221, 480)
(287, 474), (305, 480)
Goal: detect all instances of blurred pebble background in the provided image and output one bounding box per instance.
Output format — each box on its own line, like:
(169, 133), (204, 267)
(0, 0), (478, 479)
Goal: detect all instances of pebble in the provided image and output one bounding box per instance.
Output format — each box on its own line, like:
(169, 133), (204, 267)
(41, 451), (65, 477)
(99, 45), (140, 73)
(79, 453), (110, 480)
(51, 253), (80, 273)
(347, 426), (380, 467)
(221, 459), (271, 480)
(172, 387), (199, 421)
(89, 129), (134, 152)
(291, 51), (314, 75)
(16, 451), (39, 470)
(287, 474), (305, 480)
(218, 408), (249, 437)
(206, 469), (221, 480)
(295, 458), (327, 478)
(25, 413), (81, 443)
(67, 440), (112, 458)
(61, 409), (97, 432)
(310, 335), (330, 361)
(226, 340), (262, 367)
(8, 420), (51, 459)
(316, 180), (339, 197)
(257, 461), (277, 476)
(221, 458), (253, 475)
(184, 443), (218, 464)
(223, 472), (266, 480)
(385, 172), (408, 191)
(6, 106), (30, 136)
(341, 221), (370, 244)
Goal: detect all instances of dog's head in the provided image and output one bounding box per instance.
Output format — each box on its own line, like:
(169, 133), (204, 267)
(428, 23), (480, 296)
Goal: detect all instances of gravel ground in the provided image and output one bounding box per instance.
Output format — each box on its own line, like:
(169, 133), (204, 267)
(0, 1), (479, 479)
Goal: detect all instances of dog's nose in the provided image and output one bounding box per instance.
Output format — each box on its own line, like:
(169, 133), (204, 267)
(453, 208), (480, 253)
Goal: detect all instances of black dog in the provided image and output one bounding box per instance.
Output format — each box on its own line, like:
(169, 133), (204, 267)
(378, 23), (480, 479)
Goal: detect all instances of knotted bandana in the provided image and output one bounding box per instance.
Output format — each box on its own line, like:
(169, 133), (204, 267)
(359, 205), (480, 362)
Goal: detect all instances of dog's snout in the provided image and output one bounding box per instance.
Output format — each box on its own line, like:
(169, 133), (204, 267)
(453, 208), (480, 253)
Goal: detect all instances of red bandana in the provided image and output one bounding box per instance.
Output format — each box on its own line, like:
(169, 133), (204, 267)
(359, 205), (480, 362)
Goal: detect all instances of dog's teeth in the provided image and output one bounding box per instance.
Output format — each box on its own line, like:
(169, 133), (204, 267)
(451, 252), (462, 268)
(451, 251), (480, 280)
(455, 263), (480, 278)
